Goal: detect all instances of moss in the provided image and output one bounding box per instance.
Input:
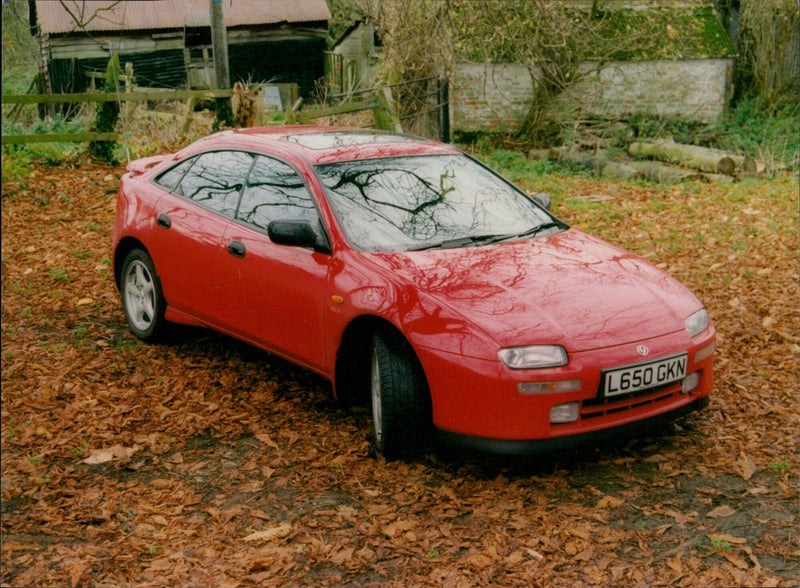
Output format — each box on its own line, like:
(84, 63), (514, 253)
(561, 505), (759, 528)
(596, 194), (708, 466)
(89, 54), (120, 164)
(454, 5), (735, 63)
(586, 6), (736, 60)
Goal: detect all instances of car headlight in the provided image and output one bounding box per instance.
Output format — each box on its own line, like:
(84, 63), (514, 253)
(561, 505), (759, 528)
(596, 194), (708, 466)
(498, 345), (568, 369)
(685, 309), (709, 338)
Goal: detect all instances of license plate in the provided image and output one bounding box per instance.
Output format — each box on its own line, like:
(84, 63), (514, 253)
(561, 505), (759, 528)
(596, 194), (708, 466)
(603, 353), (688, 398)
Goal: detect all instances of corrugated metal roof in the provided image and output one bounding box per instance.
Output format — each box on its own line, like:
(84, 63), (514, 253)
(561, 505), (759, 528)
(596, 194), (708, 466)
(35, 0), (331, 35)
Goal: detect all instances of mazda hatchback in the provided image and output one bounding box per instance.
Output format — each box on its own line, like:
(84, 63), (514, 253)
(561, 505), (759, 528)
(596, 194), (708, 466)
(113, 127), (715, 457)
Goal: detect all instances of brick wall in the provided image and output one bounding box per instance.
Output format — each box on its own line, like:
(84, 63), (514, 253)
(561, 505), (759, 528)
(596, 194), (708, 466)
(452, 58), (734, 133)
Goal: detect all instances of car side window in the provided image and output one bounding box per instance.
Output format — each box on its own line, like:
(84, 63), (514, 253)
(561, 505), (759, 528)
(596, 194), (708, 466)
(176, 151), (254, 218)
(154, 157), (195, 193)
(238, 155), (318, 231)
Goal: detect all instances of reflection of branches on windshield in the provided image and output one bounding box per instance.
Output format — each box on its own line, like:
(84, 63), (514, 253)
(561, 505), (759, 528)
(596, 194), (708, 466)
(319, 155), (548, 250)
(322, 162), (460, 241)
(439, 169), (455, 199)
(329, 167), (445, 215)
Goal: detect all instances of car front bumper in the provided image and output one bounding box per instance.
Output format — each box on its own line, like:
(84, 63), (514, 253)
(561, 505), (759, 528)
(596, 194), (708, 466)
(417, 325), (715, 446)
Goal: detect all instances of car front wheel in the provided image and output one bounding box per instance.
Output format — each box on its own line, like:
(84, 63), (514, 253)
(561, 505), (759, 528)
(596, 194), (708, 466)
(120, 249), (166, 341)
(370, 330), (432, 458)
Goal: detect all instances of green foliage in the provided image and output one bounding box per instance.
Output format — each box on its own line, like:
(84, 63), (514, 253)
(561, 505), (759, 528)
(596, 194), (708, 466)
(713, 96), (799, 169)
(477, 149), (568, 183)
(452, 5), (735, 63)
(592, 97), (798, 171)
(2, 116), (89, 184)
(736, 0), (799, 107)
(707, 537), (734, 552)
(2, 62), (36, 96)
(768, 459), (792, 473)
(89, 55), (121, 164)
(326, 0), (374, 48)
(1, 1), (37, 72)
(2, 116), (91, 164)
(47, 267), (69, 283)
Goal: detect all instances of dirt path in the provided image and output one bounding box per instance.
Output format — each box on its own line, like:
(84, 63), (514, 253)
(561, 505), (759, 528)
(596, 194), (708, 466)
(2, 160), (797, 587)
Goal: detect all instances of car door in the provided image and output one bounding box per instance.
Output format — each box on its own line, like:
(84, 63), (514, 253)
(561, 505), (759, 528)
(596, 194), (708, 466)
(147, 150), (254, 323)
(219, 154), (330, 372)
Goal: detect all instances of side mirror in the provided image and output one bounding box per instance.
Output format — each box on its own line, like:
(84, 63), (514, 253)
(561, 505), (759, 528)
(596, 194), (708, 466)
(268, 220), (330, 254)
(532, 192), (552, 210)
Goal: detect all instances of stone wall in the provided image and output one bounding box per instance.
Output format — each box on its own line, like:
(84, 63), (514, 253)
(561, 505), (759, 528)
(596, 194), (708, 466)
(451, 58), (734, 133)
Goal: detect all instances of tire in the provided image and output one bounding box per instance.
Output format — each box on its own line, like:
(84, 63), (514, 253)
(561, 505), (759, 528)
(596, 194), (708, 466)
(120, 249), (166, 341)
(370, 330), (432, 458)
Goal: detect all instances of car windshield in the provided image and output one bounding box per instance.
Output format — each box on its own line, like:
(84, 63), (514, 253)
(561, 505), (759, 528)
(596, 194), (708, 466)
(315, 154), (563, 252)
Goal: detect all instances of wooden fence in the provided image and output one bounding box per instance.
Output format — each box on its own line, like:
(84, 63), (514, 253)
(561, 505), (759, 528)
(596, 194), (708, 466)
(3, 85), (413, 145)
(2, 89), (234, 145)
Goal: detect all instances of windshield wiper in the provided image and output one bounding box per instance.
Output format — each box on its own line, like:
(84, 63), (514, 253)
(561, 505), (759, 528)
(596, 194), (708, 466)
(492, 221), (565, 243)
(408, 233), (510, 251)
(408, 222), (565, 251)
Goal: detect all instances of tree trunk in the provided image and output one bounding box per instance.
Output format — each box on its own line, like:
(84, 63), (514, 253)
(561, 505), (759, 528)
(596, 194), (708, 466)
(550, 148), (645, 180)
(627, 160), (707, 184)
(628, 139), (756, 175)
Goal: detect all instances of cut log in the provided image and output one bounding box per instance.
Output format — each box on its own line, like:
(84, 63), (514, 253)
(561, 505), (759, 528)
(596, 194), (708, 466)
(597, 160), (645, 180)
(626, 160), (707, 184)
(729, 153), (757, 173)
(704, 173), (736, 184)
(550, 148), (644, 180)
(628, 138), (754, 175)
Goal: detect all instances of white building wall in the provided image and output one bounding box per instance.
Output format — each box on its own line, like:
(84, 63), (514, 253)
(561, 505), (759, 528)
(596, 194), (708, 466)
(452, 58), (733, 133)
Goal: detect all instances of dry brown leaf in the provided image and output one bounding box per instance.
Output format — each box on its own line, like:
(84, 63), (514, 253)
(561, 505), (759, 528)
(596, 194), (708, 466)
(735, 452), (758, 481)
(721, 551), (750, 570)
(527, 549), (544, 561)
(82, 444), (142, 465)
(596, 495), (624, 509)
(706, 505), (737, 519)
(254, 433), (279, 449)
(242, 523), (292, 542)
(666, 553), (683, 573)
(708, 533), (747, 545)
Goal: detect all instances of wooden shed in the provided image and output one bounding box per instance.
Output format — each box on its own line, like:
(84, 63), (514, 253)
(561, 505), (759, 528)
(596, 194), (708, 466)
(31, 0), (330, 97)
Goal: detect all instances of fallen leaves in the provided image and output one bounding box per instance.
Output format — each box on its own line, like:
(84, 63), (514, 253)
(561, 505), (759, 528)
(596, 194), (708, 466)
(1, 161), (798, 587)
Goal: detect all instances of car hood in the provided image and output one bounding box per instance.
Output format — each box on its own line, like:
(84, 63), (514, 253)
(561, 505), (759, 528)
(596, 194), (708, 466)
(366, 228), (701, 352)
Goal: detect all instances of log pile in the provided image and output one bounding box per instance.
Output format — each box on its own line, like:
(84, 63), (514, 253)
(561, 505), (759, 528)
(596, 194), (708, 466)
(628, 138), (756, 176)
(530, 137), (761, 184)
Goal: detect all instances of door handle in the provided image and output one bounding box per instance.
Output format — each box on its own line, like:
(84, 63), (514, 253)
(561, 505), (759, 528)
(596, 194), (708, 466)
(156, 212), (171, 229)
(228, 240), (246, 258)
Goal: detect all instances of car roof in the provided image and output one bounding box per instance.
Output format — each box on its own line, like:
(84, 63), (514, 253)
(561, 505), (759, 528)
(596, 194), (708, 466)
(190, 125), (461, 165)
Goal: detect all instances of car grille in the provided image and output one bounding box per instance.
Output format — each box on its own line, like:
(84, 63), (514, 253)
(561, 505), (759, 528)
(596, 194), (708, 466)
(579, 381), (682, 420)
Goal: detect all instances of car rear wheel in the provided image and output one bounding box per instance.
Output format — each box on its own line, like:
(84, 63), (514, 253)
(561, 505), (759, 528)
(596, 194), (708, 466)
(120, 249), (166, 341)
(370, 330), (432, 458)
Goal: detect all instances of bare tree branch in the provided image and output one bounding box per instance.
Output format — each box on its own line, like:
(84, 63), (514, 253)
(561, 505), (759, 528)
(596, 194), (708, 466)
(57, 0), (124, 30)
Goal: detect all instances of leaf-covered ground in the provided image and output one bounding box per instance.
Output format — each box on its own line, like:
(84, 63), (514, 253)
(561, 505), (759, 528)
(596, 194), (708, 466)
(2, 159), (798, 587)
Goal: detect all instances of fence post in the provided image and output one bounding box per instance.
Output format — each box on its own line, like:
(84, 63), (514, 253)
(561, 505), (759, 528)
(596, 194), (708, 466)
(438, 77), (450, 143)
(90, 54), (120, 163)
(374, 87), (402, 132)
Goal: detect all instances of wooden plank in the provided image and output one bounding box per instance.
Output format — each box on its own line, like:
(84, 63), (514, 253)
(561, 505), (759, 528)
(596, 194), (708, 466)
(3, 89), (235, 105)
(297, 98), (379, 121)
(2, 132), (120, 145)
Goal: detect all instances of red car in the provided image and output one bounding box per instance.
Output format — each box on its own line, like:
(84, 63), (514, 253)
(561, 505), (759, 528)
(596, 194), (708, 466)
(113, 126), (715, 457)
